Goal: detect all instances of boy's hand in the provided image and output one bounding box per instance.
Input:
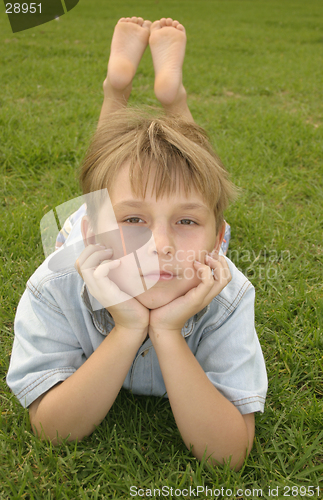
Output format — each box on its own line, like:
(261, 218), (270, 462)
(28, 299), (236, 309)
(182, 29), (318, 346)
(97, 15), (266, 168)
(149, 254), (231, 335)
(75, 245), (149, 334)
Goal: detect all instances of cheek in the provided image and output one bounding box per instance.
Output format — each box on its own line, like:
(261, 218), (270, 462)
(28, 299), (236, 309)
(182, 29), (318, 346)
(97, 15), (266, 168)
(178, 267), (201, 294)
(175, 247), (208, 264)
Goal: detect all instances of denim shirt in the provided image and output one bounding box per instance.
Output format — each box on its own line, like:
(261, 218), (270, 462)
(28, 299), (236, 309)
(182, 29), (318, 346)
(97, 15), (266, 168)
(7, 236), (268, 414)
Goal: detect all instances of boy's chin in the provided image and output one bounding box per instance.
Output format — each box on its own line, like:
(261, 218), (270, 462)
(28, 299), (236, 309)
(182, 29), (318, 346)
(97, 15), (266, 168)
(135, 278), (199, 310)
(135, 293), (174, 310)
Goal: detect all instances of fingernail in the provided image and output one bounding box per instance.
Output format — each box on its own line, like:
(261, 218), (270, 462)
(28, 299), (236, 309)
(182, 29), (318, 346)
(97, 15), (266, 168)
(194, 259), (201, 264)
(104, 248), (113, 252)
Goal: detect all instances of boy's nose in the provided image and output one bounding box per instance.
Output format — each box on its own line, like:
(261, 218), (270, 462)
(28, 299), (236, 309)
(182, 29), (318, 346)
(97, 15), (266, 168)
(150, 225), (175, 256)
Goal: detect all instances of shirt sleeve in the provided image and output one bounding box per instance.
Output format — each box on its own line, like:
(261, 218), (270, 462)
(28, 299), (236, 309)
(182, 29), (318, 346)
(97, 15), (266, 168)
(195, 284), (268, 415)
(6, 284), (86, 408)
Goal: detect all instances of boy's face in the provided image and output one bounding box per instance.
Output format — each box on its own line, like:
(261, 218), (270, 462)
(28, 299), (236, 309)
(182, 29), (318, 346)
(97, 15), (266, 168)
(87, 163), (224, 310)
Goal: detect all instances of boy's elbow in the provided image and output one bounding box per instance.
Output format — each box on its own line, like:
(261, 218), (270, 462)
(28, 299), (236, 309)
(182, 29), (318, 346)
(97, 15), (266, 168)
(28, 395), (58, 443)
(193, 412), (255, 471)
(30, 410), (61, 444)
(227, 412), (255, 471)
(196, 438), (253, 471)
(29, 397), (94, 444)
(229, 438), (254, 471)
(30, 412), (93, 445)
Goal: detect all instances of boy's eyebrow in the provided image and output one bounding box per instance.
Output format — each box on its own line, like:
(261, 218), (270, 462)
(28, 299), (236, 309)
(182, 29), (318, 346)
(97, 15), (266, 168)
(113, 200), (210, 213)
(173, 202), (210, 213)
(113, 201), (147, 210)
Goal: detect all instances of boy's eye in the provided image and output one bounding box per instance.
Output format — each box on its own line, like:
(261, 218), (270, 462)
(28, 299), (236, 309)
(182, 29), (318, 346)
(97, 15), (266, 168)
(178, 219), (197, 225)
(123, 217), (144, 224)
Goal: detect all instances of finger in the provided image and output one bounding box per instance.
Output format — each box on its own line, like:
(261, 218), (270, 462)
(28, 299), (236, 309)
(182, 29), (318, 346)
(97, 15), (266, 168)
(208, 250), (220, 260)
(193, 258), (231, 304)
(78, 244), (106, 266)
(93, 259), (121, 280)
(194, 259), (215, 285)
(75, 258), (83, 279)
(184, 262), (214, 307)
(83, 248), (114, 271)
(82, 259), (121, 304)
(80, 246), (114, 270)
(214, 256), (232, 283)
(77, 244), (106, 267)
(205, 255), (231, 282)
(206, 259), (232, 303)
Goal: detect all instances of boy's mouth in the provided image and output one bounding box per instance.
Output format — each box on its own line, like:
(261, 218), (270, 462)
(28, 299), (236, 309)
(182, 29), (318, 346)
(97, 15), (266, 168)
(141, 270), (176, 281)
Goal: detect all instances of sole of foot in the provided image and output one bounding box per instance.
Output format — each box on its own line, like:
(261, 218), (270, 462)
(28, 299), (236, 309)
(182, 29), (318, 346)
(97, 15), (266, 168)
(107, 16), (151, 92)
(149, 18), (186, 106)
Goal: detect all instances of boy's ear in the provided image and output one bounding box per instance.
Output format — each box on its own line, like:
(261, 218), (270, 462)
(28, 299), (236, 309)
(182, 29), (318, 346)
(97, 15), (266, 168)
(81, 216), (96, 247)
(212, 220), (226, 254)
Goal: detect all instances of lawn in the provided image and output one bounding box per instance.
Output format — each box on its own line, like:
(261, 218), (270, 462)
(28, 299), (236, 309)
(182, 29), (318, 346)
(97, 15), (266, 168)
(0, 0), (323, 498)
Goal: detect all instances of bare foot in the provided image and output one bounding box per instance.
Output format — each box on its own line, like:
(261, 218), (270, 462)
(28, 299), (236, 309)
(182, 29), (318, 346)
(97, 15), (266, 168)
(149, 18), (187, 108)
(105, 17), (151, 98)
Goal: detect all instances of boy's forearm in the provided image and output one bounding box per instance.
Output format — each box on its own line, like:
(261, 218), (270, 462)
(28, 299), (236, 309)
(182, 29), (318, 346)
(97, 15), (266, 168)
(149, 328), (253, 469)
(30, 326), (146, 444)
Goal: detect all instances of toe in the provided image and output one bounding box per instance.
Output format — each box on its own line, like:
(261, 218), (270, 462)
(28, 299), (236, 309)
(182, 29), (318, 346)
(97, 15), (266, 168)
(151, 20), (162, 31)
(143, 19), (152, 29)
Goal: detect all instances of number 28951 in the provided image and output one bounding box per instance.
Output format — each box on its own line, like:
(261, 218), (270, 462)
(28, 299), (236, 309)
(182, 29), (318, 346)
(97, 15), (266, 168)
(6, 3), (42, 14)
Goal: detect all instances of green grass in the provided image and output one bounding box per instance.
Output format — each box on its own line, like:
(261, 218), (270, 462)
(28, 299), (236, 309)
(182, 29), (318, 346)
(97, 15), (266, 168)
(1, 0), (323, 498)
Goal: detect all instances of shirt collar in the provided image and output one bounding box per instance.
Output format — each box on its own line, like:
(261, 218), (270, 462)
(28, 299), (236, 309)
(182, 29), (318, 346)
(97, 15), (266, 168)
(182, 304), (210, 337)
(81, 284), (114, 335)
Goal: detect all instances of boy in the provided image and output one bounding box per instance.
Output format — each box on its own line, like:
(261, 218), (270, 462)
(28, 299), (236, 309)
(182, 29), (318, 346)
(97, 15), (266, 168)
(7, 17), (267, 469)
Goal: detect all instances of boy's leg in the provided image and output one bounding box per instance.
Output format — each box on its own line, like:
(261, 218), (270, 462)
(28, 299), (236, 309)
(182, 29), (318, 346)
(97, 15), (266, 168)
(150, 20), (230, 254)
(98, 17), (151, 126)
(149, 18), (194, 122)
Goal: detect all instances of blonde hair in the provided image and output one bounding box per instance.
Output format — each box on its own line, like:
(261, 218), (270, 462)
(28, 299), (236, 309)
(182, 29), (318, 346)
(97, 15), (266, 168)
(79, 107), (237, 233)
